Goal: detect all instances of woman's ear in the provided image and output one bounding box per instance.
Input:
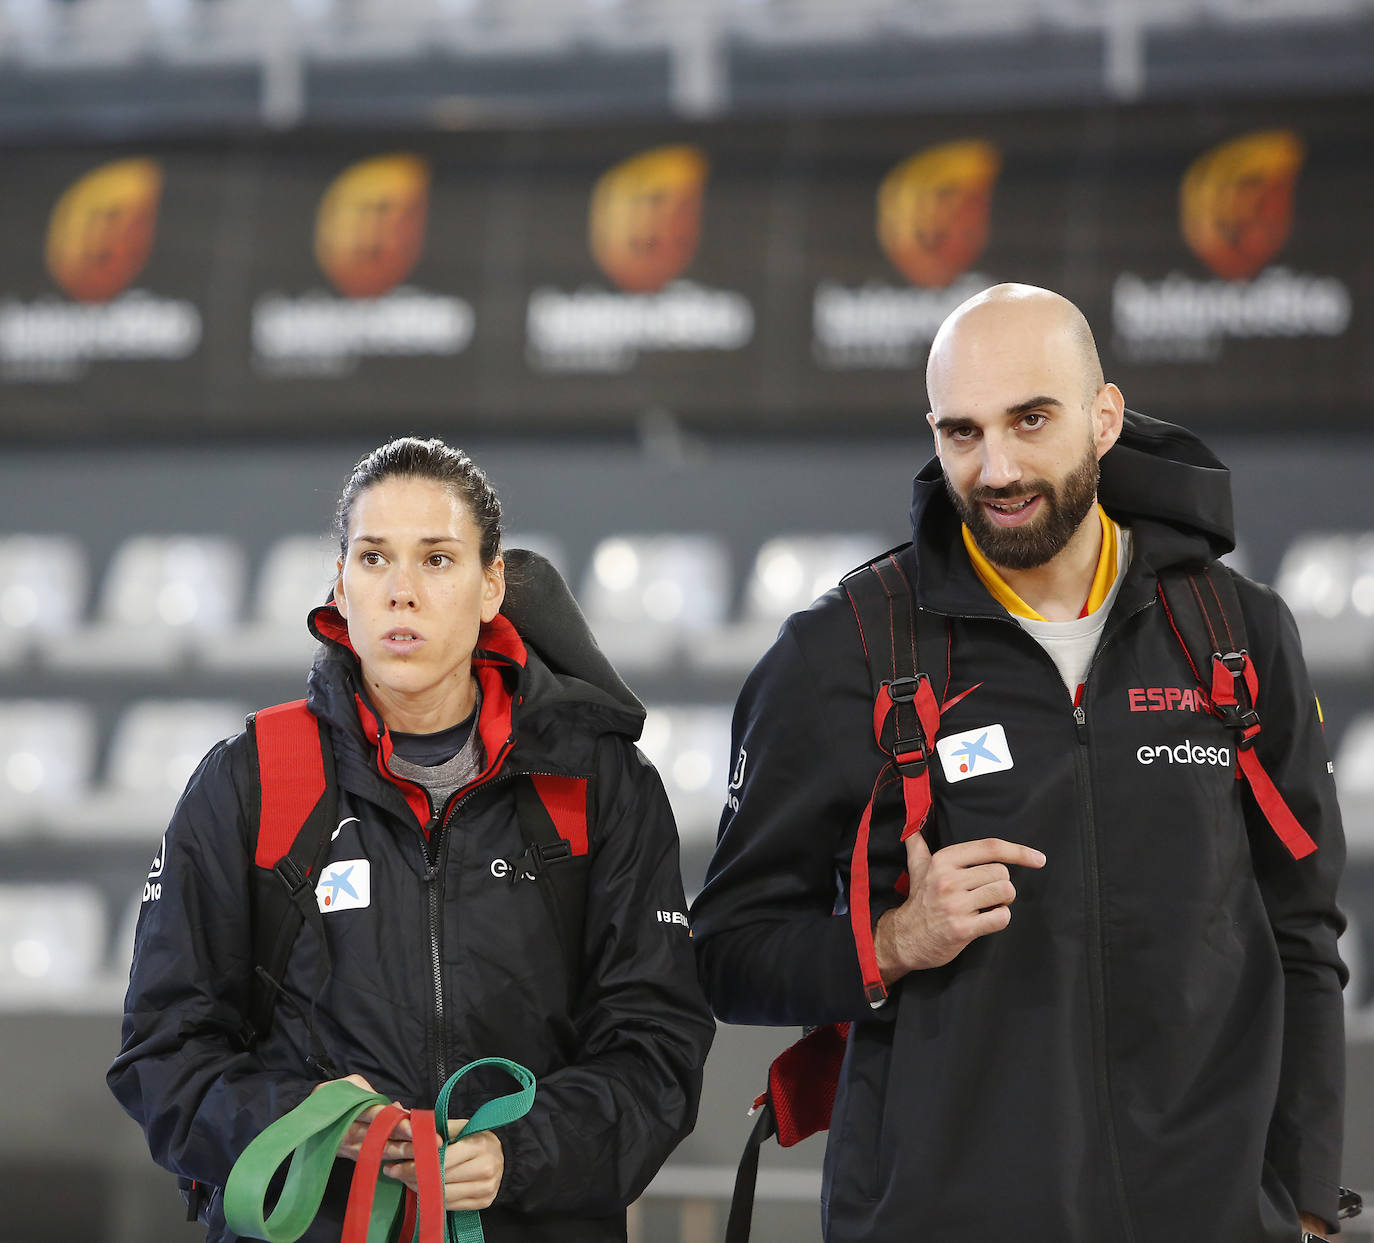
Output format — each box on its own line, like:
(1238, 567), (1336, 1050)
(480, 556), (506, 624)
(332, 557), (348, 618)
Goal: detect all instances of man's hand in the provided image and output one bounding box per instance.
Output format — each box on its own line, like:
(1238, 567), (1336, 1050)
(314, 1073), (401, 1163)
(874, 834), (1046, 983)
(380, 1117), (505, 1211)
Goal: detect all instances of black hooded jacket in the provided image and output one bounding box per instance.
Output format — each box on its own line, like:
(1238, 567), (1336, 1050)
(109, 550), (715, 1242)
(691, 414), (1347, 1241)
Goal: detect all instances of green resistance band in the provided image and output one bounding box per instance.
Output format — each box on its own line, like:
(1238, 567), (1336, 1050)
(436, 1058), (538, 1243)
(222, 1058), (536, 1243)
(224, 1079), (392, 1241)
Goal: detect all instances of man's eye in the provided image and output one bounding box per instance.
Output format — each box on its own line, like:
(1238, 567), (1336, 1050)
(1021, 412), (1046, 428)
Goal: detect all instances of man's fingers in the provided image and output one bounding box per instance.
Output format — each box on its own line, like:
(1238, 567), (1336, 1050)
(936, 838), (1046, 870)
(902, 830), (933, 870)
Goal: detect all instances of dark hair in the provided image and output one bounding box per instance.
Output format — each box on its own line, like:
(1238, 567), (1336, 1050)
(335, 437), (503, 565)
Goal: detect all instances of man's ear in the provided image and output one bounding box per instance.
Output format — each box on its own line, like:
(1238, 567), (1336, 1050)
(925, 411), (943, 459)
(1093, 384), (1125, 459)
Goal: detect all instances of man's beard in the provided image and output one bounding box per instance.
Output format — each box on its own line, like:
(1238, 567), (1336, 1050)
(946, 443), (1100, 571)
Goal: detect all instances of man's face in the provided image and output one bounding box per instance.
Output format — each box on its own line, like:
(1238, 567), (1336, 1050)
(926, 312), (1117, 573)
(944, 432), (1099, 571)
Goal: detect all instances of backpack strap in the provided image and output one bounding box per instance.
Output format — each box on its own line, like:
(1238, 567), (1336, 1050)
(841, 548), (945, 1005)
(729, 550), (945, 1241)
(1157, 564), (1317, 860)
(246, 700), (341, 1074)
(512, 775), (591, 988)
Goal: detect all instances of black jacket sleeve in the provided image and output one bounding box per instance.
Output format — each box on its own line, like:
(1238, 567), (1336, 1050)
(690, 602), (900, 1026)
(1243, 581), (1349, 1227)
(106, 735), (316, 1190)
(492, 736), (715, 1216)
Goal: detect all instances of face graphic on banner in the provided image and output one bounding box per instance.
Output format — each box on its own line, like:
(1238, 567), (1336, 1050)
(1180, 129), (1304, 281)
(314, 154), (430, 299)
(45, 158), (164, 303)
(877, 140), (1001, 289)
(588, 145), (709, 293)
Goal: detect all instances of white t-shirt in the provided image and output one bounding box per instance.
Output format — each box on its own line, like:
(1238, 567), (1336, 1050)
(1015, 527), (1133, 696)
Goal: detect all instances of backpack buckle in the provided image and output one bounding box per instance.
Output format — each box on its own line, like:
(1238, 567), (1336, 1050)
(1215, 651), (1261, 743)
(885, 675), (925, 704)
(504, 839), (573, 885)
(885, 675), (932, 774)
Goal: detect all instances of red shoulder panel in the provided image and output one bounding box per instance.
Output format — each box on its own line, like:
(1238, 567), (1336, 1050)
(253, 699), (326, 869)
(529, 774), (589, 856)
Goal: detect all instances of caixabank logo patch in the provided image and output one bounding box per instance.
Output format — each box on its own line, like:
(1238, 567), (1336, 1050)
(1112, 128), (1351, 364)
(813, 139), (1002, 371)
(525, 144), (754, 372)
(0, 157), (202, 380)
(252, 153), (474, 377)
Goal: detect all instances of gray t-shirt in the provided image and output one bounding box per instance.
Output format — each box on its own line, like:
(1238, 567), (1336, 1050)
(387, 686), (485, 813)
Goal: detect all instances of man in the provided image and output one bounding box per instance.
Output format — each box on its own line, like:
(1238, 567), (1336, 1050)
(691, 284), (1348, 1241)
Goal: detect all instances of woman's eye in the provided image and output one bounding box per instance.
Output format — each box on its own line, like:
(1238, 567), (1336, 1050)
(428, 553), (452, 567)
(360, 550), (383, 565)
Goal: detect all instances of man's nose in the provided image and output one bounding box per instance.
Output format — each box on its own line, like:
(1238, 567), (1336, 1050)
(979, 438), (1021, 491)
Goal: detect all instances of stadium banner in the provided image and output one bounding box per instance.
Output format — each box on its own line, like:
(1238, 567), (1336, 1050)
(1, 93), (1369, 437)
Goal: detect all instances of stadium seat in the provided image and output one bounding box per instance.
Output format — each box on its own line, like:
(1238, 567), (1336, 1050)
(0, 700), (98, 837)
(63, 698), (247, 840)
(200, 534), (336, 673)
(579, 535), (731, 673)
(1272, 532), (1374, 676)
(0, 534), (88, 672)
(43, 534), (246, 675)
(637, 703), (733, 896)
(1335, 713), (1374, 860)
(690, 533), (884, 675)
(0, 883), (106, 1003)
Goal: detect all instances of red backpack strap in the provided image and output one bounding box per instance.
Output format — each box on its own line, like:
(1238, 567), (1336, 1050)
(512, 774), (592, 987)
(842, 550), (944, 1006)
(1157, 565), (1317, 860)
(725, 1023), (851, 1243)
(253, 699), (328, 868)
(246, 700), (340, 1066)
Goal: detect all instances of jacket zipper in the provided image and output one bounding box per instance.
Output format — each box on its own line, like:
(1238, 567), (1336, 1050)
(414, 757), (589, 1100)
(1070, 701), (1136, 1242)
(933, 595), (1156, 1238)
(1067, 595), (1155, 1242)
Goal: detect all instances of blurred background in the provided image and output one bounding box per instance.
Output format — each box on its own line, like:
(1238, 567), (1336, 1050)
(1, 0), (1372, 1239)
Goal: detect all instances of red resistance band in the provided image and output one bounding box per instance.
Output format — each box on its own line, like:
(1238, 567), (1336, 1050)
(1209, 653), (1317, 861)
(850, 674), (943, 1006)
(341, 1104), (446, 1243)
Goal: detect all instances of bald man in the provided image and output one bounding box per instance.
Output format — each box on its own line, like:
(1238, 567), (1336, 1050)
(693, 285), (1348, 1241)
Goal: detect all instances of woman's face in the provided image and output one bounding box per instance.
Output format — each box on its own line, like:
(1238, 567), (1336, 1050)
(334, 475), (504, 733)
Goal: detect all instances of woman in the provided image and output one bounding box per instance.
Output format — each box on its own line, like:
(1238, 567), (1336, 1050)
(110, 437), (714, 1241)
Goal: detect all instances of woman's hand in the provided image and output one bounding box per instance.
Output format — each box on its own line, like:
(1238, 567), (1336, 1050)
(379, 1116), (505, 1211)
(313, 1073), (401, 1163)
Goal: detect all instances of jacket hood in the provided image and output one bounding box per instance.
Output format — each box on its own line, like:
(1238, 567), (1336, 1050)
(305, 547), (644, 742)
(909, 408), (1236, 567)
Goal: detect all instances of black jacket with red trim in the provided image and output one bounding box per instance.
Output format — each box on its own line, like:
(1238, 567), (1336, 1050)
(691, 413), (1348, 1241)
(109, 550), (714, 1243)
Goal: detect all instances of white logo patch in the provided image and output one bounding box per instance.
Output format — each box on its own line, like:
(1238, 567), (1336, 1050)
(147, 836), (166, 879)
(936, 724), (1015, 784)
(316, 859), (371, 913)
